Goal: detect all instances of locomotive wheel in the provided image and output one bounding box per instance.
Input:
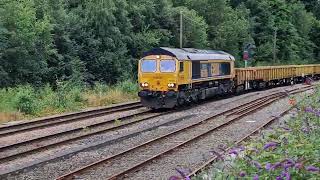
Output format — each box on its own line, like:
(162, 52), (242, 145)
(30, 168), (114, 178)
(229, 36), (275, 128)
(177, 98), (185, 107)
(192, 95), (199, 103)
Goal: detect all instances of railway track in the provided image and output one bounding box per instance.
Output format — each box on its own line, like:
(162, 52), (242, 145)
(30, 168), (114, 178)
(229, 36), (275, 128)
(0, 101), (142, 137)
(187, 107), (295, 178)
(55, 86), (312, 180)
(0, 109), (160, 162)
(0, 86), (284, 164)
(0, 87), (278, 177)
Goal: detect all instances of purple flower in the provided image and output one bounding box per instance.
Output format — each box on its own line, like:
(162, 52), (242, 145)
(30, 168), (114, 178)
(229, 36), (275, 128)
(239, 171), (246, 177)
(285, 159), (294, 164)
(239, 146), (245, 151)
(229, 149), (238, 156)
(253, 174), (259, 180)
(284, 171), (291, 180)
(276, 176), (283, 180)
(283, 163), (293, 170)
(304, 107), (314, 113)
(252, 161), (262, 169)
(306, 165), (320, 172)
(295, 163), (303, 170)
(272, 162), (282, 170)
(265, 163), (272, 171)
(283, 159), (295, 170)
(263, 142), (278, 150)
(185, 176), (191, 180)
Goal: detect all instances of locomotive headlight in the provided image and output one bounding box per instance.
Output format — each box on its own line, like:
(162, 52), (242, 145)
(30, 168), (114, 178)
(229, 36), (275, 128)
(140, 82), (149, 87)
(167, 83), (175, 88)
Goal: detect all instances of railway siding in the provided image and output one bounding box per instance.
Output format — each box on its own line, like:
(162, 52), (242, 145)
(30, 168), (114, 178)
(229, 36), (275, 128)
(0, 84), (315, 180)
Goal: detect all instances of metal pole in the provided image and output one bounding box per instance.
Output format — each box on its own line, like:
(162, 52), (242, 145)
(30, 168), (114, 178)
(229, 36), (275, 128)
(273, 28), (277, 64)
(180, 11), (183, 49)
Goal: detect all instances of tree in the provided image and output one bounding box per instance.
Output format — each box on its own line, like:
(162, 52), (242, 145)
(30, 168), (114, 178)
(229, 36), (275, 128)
(0, 0), (53, 87)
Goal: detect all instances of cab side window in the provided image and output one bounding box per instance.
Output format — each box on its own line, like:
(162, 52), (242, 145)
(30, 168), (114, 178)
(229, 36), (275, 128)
(180, 62), (184, 72)
(220, 63), (231, 75)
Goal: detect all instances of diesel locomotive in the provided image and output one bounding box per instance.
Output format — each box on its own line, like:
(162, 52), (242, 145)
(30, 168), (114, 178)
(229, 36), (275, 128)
(138, 47), (320, 109)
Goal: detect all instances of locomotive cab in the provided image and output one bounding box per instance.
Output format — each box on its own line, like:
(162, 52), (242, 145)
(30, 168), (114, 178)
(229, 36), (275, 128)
(138, 55), (180, 109)
(138, 47), (235, 109)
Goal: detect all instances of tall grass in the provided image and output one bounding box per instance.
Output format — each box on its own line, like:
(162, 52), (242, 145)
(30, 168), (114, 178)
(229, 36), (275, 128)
(0, 80), (138, 123)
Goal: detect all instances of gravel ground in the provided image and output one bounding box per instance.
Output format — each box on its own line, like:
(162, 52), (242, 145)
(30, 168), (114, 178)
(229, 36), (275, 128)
(0, 112), (160, 160)
(1, 83), (311, 179)
(0, 107), (147, 146)
(127, 89), (312, 180)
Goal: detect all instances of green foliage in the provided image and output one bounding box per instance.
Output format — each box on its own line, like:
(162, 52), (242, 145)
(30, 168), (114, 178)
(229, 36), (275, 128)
(196, 87), (320, 179)
(15, 86), (38, 115)
(0, 80), (138, 120)
(116, 80), (139, 94)
(1, 0), (320, 87)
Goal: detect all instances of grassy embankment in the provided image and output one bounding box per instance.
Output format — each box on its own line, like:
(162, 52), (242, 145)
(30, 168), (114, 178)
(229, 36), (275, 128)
(0, 80), (138, 123)
(194, 86), (320, 179)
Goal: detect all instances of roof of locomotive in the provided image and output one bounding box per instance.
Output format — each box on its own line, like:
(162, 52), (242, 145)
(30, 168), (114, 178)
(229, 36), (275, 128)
(142, 47), (235, 61)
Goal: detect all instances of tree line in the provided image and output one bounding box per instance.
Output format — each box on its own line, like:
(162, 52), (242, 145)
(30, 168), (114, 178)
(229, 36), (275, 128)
(0, 0), (320, 88)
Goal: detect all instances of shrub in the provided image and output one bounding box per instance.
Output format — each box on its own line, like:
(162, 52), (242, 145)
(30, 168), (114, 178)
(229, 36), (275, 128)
(0, 80), (138, 122)
(116, 79), (138, 94)
(14, 86), (38, 115)
(195, 86), (320, 179)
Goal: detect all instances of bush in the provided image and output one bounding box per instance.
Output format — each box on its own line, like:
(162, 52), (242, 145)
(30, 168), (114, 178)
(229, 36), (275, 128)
(195, 86), (320, 179)
(0, 80), (138, 122)
(116, 80), (138, 94)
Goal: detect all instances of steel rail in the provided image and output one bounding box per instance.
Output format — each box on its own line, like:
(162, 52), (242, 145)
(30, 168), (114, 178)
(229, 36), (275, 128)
(0, 90), (274, 176)
(0, 110), (155, 160)
(187, 108), (295, 178)
(0, 102), (142, 136)
(186, 87), (312, 178)
(106, 93), (288, 180)
(56, 86), (311, 180)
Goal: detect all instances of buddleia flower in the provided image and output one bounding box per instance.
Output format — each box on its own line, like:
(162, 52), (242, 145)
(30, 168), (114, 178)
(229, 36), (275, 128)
(239, 171), (246, 177)
(304, 107), (314, 113)
(294, 163), (303, 170)
(253, 174), (259, 180)
(229, 149), (238, 156)
(265, 163), (272, 171)
(263, 142), (278, 150)
(272, 162), (282, 170)
(306, 165), (320, 172)
(284, 171), (291, 180)
(276, 176), (283, 180)
(252, 161), (262, 169)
